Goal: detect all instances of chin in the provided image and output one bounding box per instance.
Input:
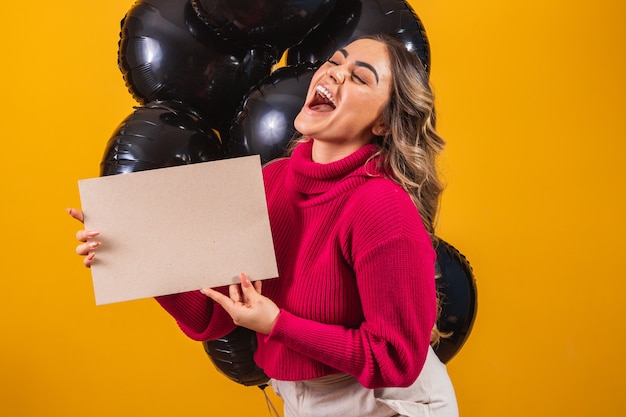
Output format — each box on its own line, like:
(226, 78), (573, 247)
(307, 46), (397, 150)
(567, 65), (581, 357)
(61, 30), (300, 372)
(293, 113), (311, 137)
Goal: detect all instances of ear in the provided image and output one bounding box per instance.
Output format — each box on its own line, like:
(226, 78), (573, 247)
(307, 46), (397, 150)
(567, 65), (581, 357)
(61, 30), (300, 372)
(371, 117), (388, 137)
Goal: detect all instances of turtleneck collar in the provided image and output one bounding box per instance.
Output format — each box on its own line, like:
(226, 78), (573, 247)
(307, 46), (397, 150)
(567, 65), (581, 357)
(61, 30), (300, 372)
(286, 139), (383, 206)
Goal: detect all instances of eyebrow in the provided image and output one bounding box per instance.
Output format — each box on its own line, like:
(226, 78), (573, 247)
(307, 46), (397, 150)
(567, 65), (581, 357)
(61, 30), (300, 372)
(337, 48), (380, 84)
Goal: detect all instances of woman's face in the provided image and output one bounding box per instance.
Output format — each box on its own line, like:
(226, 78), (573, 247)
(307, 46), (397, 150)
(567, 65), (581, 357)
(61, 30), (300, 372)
(294, 38), (392, 158)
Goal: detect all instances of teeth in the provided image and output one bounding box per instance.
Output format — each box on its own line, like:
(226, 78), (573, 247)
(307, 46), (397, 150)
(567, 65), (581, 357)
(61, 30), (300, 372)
(315, 85), (336, 106)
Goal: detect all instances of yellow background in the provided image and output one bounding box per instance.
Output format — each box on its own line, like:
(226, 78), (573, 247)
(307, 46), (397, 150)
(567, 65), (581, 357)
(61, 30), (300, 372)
(1, 0), (624, 415)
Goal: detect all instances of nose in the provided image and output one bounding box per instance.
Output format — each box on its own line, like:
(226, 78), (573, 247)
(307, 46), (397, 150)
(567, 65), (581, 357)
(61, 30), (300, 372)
(326, 65), (346, 84)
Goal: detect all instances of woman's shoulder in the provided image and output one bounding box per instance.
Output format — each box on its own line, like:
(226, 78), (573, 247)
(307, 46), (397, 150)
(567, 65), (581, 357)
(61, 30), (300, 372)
(342, 176), (431, 255)
(347, 176), (424, 231)
(262, 156), (289, 180)
(353, 175), (413, 207)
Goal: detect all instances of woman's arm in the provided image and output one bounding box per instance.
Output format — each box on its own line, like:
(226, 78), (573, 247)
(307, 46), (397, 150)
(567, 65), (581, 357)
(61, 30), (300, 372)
(155, 289), (237, 341)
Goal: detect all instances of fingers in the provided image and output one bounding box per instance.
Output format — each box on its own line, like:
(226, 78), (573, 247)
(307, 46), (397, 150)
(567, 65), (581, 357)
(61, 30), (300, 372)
(201, 287), (235, 309)
(201, 274), (258, 308)
(239, 273), (261, 302)
(240, 272), (252, 288)
(200, 274), (278, 334)
(84, 252), (96, 268)
(66, 208), (85, 223)
(71, 207), (99, 243)
(76, 240), (100, 256)
(228, 283), (242, 303)
(68, 208), (100, 268)
(76, 229), (99, 243)
(76, 241), (99, 268)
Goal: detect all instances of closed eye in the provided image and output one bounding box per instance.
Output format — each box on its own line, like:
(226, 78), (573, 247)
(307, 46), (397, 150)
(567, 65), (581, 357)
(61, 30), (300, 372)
(352, 73), (366, 84)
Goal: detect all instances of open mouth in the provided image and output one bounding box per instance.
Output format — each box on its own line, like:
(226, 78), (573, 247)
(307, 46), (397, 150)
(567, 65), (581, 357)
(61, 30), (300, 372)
(309, 85), (336, 112)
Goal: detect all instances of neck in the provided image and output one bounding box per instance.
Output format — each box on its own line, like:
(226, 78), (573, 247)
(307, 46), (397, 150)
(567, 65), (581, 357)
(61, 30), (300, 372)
(310, 139), (372, 164)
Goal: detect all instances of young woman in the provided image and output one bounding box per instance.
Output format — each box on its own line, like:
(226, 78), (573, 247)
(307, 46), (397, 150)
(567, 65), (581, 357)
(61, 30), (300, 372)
(70, 34), (458, 417)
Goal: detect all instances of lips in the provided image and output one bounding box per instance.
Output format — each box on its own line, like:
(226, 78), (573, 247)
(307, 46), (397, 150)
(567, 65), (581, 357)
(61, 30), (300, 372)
(308, 85), (336, 112)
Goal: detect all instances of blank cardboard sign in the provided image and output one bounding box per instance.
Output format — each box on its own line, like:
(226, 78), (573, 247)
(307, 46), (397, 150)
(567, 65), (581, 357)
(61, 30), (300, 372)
(78, 155), (278, 305)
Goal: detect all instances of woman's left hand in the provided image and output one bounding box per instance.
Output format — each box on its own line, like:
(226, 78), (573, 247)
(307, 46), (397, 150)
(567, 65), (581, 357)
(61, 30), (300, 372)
(201, 273), (279, 335)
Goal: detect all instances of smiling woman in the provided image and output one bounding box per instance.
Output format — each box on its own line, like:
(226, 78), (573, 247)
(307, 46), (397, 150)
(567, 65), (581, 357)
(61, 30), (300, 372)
(70, 34), (457, 417)
(294, 38), (393, 163)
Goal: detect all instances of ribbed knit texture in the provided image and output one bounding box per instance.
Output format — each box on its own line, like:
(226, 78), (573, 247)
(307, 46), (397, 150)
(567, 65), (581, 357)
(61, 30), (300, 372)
(156, 140), (437, 389)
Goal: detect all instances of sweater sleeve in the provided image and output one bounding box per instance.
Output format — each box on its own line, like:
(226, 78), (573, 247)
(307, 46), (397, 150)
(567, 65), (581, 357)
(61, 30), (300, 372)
(154, 288), (236, 341)
(266, 183), (437, 389)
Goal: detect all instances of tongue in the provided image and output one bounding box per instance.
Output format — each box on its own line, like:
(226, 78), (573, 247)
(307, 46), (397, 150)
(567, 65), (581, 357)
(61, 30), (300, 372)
(310, 103), (335, 112)
(309, 92), (335, 112)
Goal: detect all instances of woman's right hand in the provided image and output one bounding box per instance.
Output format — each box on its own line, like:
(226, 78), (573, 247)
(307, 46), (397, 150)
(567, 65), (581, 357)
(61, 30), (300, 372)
(67, 208), (100, 267)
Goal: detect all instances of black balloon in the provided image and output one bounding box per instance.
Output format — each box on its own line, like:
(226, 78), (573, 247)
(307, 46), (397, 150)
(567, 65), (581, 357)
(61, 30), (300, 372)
(100, 100), (225, 176)
(202, 326), (269, 387)
(191, 0), (337, 56)
(433, 239), (478, 363)
(286, 0), (430, 73)
(118, 0), (276, 122)
(228, 62), (319, 163)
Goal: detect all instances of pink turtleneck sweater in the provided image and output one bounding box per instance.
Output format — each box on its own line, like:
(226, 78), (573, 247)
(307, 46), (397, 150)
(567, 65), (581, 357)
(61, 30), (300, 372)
(156, 140), (437, 389)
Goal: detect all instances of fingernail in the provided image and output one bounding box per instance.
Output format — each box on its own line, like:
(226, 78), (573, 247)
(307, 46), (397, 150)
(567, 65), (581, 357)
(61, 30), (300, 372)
(241, 274), (251, 287)
(86, 231), (100, 238)
(88, 241), (100, 249)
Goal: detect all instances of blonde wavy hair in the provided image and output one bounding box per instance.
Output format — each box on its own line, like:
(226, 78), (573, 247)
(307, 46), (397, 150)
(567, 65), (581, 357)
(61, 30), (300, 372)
(362, 34), (445, 236)
(365, 34), (448, 344)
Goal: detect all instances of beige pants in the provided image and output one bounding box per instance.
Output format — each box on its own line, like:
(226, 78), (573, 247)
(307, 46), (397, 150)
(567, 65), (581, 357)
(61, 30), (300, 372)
(269, 346), (459, 417)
